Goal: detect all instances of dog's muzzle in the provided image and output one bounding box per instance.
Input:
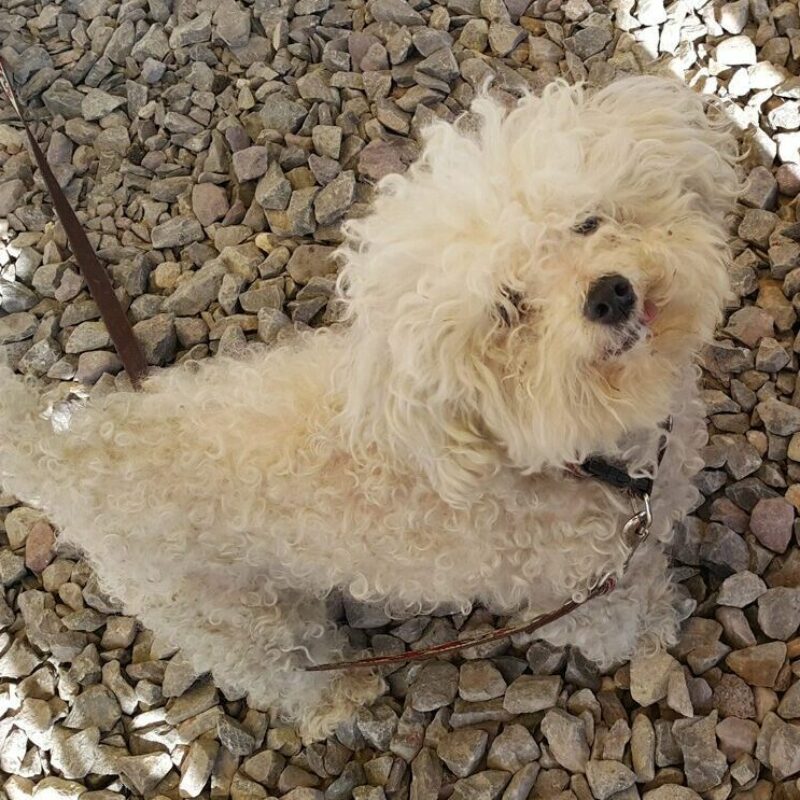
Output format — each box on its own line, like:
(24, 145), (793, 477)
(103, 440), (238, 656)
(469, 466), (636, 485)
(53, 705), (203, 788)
(584, 273), (636, 326)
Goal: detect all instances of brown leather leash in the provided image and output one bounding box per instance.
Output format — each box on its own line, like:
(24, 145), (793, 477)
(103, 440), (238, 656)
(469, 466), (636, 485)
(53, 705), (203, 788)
(0, 57), (148, 389)
(306, 574), (620, 672)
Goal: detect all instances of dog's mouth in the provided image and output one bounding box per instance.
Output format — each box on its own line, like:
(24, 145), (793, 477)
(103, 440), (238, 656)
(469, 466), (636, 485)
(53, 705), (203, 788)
(604, 299), (659, 358)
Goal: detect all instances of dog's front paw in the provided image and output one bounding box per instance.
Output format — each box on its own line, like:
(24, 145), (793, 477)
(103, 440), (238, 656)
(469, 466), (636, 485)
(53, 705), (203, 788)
(294, 669), (387, 743)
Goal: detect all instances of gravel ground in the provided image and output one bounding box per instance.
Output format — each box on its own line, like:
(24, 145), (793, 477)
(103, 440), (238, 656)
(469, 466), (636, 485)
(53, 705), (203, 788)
(2, 0), (800, 799)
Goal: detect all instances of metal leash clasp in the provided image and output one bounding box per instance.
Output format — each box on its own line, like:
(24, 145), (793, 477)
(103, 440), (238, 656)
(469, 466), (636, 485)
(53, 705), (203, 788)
(594, 491), (653, 597)
(623, 491), (652, 541)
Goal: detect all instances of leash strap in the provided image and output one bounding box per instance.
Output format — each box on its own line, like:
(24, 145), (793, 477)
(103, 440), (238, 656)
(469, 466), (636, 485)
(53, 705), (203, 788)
(305, 576), (620, 672)
(0, 57), (148, 389)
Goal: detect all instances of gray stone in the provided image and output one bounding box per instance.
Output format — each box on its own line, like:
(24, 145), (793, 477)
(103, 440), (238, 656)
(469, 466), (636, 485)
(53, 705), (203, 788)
(739, 167), (778, 210)
(756, 337), (790, 372)
(717, 35), (757, 65)
(540, 709), (589, 773)
(777, 163), (800, 196)
(718, 571), (767, 607)
(437, 728), (488, 778)
(76, 351), (122, 383)
(356, 704), (398, 750)
(450, 770), (510, 800)
(568, 27), (612, 58)
(526, 641), (568, 674)
(169, 11), (212, 47)
(151, 217), (204, 249)
(260, 95), (307, 134)
(266, 187), (317, 237)
(65, 321), (110, 354)
(43, 81), (84, 118)
(410, 747), (442, 800)
(131, 24), (169, 61)
(326, 761), (366, 800)
(49, 727), (100, 780)
(416, 48), (459, 83)
(314, 171), (356, 225)
(672, 712), (727, 791)
(119, 752), (173, 795)
(409, 662), (459, 711)
(63, 686), (121, 732)
(179, 738), (218, 797)
(81, 89), (125, 121)
(358, 140), (417, 181)
(459, 661), (507, 701)
(585, 761), (636, 800)
(0, 636), (40, 677)
(133, 314), (176, 366)
(0, 279), (37, 313)
(287, 245), (337, 284)
(724, 306), (774, 348)
(105, 20), (135, 64)
(0, 311), (37, 344)
(217, 715), (256, 756)
(257, 308), (292, 344)
(500, 763), (539, 800)
(740, 211), (780, 249)
(699, 522), (750, 576)
(758, 587), (800, 640)
(768, 720), (800, 779)
(214, 0), (251, 47)
(163, 263), (225, 315)
(256, 163), (292, 211)
(19, 338), (61, 377)
(233, 146), (270, 182)
(503, 675), (561, 714)
(770, 241), (800, 279)
(243, 750), (285, 787)
(369, 0), (424, 26)
(750, 496), (794, 552)
(0, 179), (26, 217)
(192, 184), (229, 227)
(630, 651), (681, 706)
(488, 22), (525, 56)
(486, 723), (539, 772)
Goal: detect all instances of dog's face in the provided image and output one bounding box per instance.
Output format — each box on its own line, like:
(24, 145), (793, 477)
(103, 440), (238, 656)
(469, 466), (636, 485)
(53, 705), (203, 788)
(339, 77), (739, 505)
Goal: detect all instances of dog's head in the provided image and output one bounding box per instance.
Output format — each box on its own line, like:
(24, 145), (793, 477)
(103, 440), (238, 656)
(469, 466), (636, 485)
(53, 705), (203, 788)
(337, 76), (739, 506)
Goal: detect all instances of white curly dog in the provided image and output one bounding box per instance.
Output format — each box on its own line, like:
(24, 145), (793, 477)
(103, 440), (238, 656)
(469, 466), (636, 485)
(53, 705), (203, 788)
(0, 76), (737, 739)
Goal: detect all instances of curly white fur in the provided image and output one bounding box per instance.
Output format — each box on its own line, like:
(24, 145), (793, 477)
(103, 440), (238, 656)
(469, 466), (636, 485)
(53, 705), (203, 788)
(0, 77), (738, 740)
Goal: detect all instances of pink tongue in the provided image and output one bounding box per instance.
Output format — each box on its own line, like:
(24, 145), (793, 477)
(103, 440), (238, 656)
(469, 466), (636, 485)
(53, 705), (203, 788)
(642, 300), (658, 325)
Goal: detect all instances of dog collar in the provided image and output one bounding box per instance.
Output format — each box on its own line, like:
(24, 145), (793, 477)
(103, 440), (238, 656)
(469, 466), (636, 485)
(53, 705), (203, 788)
(305, 420), (673, 673)
(566, 415), (672, 500)
(565, 457), (653, 497)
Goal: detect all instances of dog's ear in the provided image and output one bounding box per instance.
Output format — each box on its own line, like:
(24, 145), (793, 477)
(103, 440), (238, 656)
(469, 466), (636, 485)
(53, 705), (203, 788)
(590, 76), (740, 222)
(334, 307), (500, 508)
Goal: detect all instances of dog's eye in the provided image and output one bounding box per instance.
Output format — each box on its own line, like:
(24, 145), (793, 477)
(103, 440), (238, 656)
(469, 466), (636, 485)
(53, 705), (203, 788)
(573, 216), (601, 235)
(497, 287), (523, 326)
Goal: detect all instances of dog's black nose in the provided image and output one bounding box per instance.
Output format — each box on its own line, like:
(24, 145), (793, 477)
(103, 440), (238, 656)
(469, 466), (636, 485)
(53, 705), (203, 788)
(584, 274), (636, 326)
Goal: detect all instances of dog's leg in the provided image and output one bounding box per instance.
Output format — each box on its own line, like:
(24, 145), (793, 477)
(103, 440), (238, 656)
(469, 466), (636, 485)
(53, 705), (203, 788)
(0, 367), (383, 739)
(123, 566), (385, 742)
(527, 543), (682, 669)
